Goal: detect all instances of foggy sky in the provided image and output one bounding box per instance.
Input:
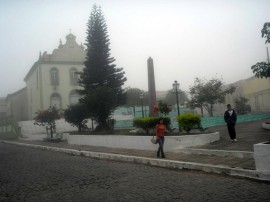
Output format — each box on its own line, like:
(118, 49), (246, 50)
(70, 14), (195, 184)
(0, 0), (270, 98)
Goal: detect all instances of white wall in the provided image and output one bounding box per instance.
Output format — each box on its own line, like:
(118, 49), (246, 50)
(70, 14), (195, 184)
(67, 132), (220, 151)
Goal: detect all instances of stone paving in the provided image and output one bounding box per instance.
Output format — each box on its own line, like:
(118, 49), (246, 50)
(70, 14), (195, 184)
(1, 143), (270, 202)
(193, 120), (270, 151)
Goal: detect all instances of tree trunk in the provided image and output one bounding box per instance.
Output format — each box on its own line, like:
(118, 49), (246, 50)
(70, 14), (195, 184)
(200, 105), (204, 116)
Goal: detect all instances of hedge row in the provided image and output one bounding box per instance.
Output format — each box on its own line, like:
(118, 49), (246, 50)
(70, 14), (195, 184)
(133, 113), (202, 134)
(133, 117), (171, 134)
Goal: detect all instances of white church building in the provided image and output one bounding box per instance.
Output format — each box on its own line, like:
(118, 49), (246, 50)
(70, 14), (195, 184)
(6, 33), (85, 120)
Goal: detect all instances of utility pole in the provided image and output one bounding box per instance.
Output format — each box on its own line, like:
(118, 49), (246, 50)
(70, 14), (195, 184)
(267, 47), (269, 64)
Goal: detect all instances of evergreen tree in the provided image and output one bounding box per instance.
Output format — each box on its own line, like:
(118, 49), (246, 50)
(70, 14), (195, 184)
(78, 5), (127, 130)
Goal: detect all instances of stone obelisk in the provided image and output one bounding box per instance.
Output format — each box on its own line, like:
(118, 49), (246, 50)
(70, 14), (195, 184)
(147, 57), (157, 117)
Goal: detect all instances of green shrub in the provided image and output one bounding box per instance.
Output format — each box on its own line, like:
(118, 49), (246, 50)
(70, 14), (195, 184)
(64, 104), (89, 132)
(133, 117), (171, 134)
(177, 113), (201, 134)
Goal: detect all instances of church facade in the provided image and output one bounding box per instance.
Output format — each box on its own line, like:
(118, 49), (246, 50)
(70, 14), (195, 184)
(24, 33), (86, 119)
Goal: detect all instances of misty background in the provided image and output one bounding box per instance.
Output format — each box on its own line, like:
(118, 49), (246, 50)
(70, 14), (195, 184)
(0, 0), (270, 98)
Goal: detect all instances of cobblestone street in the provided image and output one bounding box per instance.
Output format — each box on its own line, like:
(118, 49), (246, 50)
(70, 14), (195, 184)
(0, 143), (269, 202)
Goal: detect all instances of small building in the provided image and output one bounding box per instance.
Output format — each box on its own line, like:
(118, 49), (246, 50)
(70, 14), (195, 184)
(242, 76), (270, 113)
(6, 88), (28, 121)
(0, 97), (7, 120)
(212, 76), (270, 116)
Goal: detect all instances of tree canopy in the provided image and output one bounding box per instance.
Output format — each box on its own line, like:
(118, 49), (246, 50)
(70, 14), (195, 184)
(189, 77), (235, 116)
(251, 62), (270, 78)
(164, 90), (189, 105)
(234, 96), (251, 115)
(124, 87), (148, 107)
(78, 5), (127, 130)
(251, 22), (270, 78)
(63, 104), (89, 132)
(34, 106), (61, 137)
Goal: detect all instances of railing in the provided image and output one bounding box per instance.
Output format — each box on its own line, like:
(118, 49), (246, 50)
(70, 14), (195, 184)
(200, 114), (270, 128)
(114, 114), (270, 129)
(0, 116), (20, 139)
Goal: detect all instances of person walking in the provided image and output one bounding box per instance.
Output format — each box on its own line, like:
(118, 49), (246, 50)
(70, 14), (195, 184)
(155, 119), (166, 158)
(224, 104), (237, 142)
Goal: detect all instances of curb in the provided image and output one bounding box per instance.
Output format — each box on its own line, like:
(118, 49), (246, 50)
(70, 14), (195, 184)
(2, 140), (269, 182)
(172, 148), (254, 159)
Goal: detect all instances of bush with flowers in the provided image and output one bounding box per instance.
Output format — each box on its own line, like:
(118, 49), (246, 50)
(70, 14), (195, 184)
(34, 106), (61, 138)
(153, 101), (172, 116)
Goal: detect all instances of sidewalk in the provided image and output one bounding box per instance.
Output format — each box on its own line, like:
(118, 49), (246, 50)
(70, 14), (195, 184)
(2, 119), (270, 181)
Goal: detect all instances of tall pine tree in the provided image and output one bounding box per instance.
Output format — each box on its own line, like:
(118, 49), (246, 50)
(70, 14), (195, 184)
(78, 5), (127, 130)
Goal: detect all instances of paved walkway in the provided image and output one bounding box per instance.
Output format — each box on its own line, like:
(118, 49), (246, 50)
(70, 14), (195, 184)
(2, 118), (270, 181)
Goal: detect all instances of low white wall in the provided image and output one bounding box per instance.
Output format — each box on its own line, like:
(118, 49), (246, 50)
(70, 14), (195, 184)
(19, 133), (69, 141)
(67, 132), (220, 151)
(254, 142), (270, 171)
(18, 115), (133, 136)
(18, 119), (78, 135)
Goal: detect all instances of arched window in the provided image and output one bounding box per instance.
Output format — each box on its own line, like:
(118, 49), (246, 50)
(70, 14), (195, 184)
(70, 90), (80, 105)
(50, 67), (59, 85)
(50, 93), (61, 109)
(70, 67), (78, 85)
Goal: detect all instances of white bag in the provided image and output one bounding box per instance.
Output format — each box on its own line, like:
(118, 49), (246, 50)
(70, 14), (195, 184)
(151, 136), (157, 144)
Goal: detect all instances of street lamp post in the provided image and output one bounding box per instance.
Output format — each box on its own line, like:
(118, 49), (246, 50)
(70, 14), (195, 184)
(172, 80), (181, 132)
(48, 106), (53, 138)
(172, 80), (180, 116)
(139, 92), (144, 118)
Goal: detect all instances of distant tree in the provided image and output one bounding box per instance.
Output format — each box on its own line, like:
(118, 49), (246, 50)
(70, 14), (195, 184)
(34, 106), (61, 138)
(164, 90), (189, 105)
(251, 22), (270, 78)
(78, 5), (127, 130)
(189, 77), (235, 117)
(234, 96), (251, 115)
(63, 104), (89, 132)
(125, 87), (149, 106)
